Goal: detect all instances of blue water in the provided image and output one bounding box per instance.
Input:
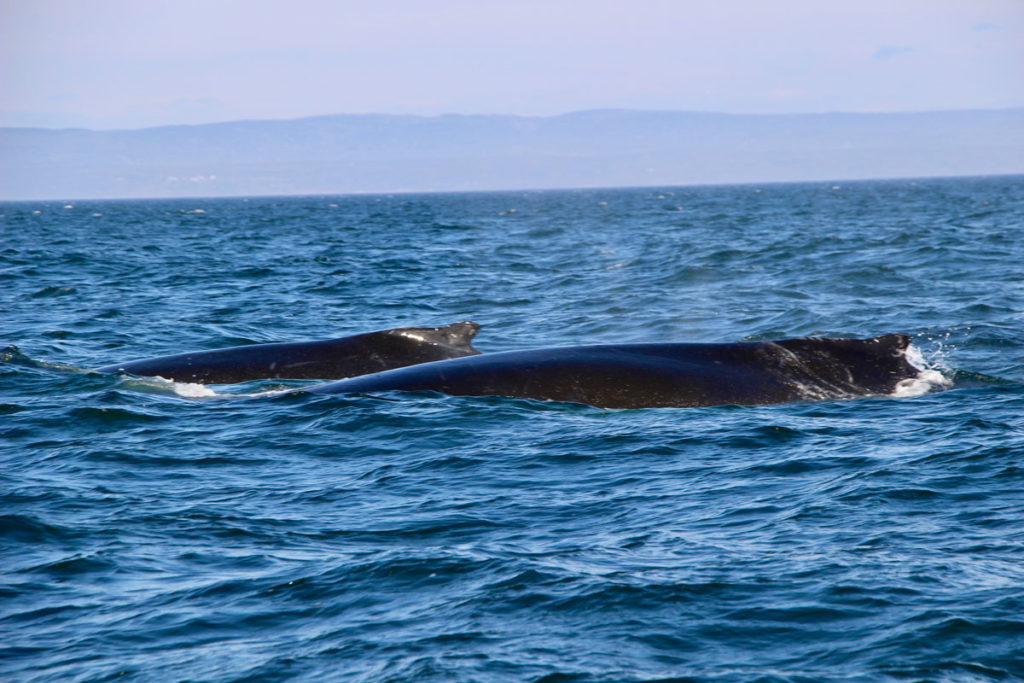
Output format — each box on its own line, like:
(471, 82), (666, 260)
(2, 177), (1023, 682)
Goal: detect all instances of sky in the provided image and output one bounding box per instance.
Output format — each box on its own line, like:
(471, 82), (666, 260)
(2, 0), (1023, 130)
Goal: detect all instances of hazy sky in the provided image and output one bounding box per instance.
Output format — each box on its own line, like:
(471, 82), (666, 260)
(2, 0), (1022, 129)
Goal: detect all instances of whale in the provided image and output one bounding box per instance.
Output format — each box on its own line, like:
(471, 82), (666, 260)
(309, 334), (922, 409)
(95, 321), (481, 384)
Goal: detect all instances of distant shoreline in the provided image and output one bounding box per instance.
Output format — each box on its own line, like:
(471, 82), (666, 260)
(3, 109), (1022, 201)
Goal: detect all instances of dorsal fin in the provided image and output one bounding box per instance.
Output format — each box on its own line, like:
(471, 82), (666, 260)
(391, 321), (481, 351)
(872, 333), (912, 353)
(771, 333), (919, 391)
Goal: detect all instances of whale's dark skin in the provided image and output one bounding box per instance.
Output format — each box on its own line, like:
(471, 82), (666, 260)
(309, 334), (920, 409)
(96, 321), (481, 384)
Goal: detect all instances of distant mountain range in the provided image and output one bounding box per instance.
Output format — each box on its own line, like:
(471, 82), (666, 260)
(2, 109), (1022, 200)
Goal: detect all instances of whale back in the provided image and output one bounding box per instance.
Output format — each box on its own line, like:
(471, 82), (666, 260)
(96, 321), (482, 384)
(310, 334), (921, 409)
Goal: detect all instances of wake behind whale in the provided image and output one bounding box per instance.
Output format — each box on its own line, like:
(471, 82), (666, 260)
(310, 333), (931, 409)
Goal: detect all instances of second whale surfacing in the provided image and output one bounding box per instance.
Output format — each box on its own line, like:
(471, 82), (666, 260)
(310, 334), (923, 409)
(95, 321), (481, 384)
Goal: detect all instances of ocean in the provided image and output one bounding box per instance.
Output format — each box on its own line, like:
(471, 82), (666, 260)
(2, 176), (1023, 682)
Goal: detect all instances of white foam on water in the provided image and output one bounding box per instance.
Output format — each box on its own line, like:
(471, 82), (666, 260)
(892, 370), (951, 398)
(233, 387), (299, 398)
(163, 379), (307, 399)
(892, 342), (954, 398)
(115, 373), (315, 400)
(171, 381), (219, 398)
(120, 375), (219, 398)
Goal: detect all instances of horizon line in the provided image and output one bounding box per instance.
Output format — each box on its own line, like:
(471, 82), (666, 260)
(3, 171), (1021, 205)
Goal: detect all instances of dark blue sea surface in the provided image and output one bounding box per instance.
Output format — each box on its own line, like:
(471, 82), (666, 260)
(2, 177), (1023, 682)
